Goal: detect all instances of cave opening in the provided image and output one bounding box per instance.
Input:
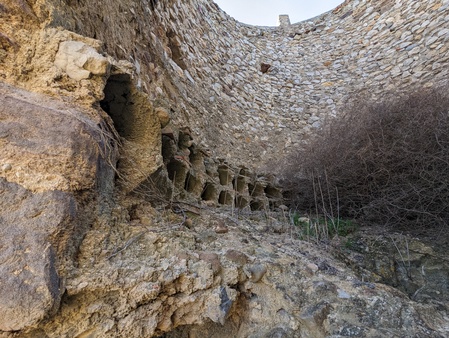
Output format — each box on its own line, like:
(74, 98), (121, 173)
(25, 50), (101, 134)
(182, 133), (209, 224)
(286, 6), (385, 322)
(250, 200), (264, 211)
(248, 182), (265, 198)
(100, 74), (134, 139)
(167, 159), (189, 190)
(235, 195), (249, 209)
(184, 172), (202, 196)
(265, 185), (282, 199)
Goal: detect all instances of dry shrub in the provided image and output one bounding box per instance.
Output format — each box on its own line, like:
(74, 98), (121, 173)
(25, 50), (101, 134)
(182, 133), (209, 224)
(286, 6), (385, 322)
(282, 87), (449, 230)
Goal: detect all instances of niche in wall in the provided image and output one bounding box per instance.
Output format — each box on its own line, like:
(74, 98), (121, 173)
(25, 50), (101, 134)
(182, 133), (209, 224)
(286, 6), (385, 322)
(100, 74), (134, 139)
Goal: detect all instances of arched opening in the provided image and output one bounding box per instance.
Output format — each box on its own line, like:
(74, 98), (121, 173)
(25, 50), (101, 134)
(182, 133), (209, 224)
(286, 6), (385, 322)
(100, 73), (162, 192)
(100, 74), (134, 139)
(201, 183), (218, 202)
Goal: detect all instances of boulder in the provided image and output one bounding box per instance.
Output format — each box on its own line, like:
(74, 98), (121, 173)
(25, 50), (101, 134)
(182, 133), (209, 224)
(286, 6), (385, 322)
(54, 40), (110, 81)
(0, 82), (109, 193)
(0, 179), (76, 331)
(0, 82), (115, 332)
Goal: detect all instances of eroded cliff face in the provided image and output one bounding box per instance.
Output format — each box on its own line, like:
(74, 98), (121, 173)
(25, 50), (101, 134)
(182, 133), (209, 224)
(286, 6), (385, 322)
(0, 0), (449, 337)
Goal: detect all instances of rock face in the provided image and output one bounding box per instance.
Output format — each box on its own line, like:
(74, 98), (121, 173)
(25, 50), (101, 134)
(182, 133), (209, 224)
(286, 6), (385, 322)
(0, 0), (449, 337)
(0, 83), (116, 332)
(0, 179), (74, 331)
(337, 229), (449, 309)
(0, 83), (108, 193)
(5, 206), (445, 337)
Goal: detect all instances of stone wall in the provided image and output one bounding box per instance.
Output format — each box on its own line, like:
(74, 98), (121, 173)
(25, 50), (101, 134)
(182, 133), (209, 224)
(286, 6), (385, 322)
(2, 0), (448, 170)
(123, 0), (449, 168)
(156, 125), (282, 209)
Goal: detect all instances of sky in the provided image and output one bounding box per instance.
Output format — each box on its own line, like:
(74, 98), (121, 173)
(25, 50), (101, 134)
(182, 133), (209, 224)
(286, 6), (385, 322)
(213, 0), (344, 26)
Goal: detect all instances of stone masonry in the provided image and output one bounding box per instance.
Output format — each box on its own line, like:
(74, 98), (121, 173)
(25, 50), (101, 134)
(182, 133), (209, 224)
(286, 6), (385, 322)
(2, 0), (448, 170)
(136, 0), (449, 168)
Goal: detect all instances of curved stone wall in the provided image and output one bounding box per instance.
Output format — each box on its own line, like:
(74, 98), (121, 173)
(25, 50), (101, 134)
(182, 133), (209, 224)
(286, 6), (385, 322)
(149, 0), (449, 168)
(8, 0), (449, 170)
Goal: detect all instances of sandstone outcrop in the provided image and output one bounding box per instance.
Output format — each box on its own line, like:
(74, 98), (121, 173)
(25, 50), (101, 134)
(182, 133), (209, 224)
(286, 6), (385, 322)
(0, 0), (448, 337)
(0, 178), (74, 331)
(0, 82), (116, 332)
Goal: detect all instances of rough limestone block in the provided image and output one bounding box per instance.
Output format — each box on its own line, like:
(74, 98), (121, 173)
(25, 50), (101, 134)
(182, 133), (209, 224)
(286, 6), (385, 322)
(0, 82), (114, 332)
(0, 82), (105, 193)
(155, 107), (171, 128)
(54, 40), (110, 81)
(0, 178), (76, 331)
(205, 286), (237, 325)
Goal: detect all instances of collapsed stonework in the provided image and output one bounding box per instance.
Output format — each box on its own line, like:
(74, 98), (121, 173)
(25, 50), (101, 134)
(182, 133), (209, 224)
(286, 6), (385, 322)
(0, 0), (449, 337)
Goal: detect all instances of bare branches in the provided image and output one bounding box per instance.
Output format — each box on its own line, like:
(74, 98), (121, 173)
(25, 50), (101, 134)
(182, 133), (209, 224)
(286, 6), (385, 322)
(282, 87), (449, 230)
(107, 231), (147, 260)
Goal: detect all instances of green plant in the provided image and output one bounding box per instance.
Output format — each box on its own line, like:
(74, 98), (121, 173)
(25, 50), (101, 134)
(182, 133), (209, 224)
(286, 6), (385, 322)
(291, 212), (357, 242)
(291, 212), (302, 226)
(335, 218), (357, 236)
(344, 237), (357, 250)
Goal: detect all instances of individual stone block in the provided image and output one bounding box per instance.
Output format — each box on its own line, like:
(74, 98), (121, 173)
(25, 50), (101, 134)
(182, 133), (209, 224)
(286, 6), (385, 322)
(54, 40), (110, 81)
(155, 107), (171, 128)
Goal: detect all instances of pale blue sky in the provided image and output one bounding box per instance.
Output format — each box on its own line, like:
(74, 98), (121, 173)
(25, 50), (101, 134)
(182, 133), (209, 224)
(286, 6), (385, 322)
(214, 0), (343, 26)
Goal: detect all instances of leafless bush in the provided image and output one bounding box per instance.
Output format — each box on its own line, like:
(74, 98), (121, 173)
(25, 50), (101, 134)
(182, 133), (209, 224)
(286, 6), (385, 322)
(282, 87), (449, 230)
